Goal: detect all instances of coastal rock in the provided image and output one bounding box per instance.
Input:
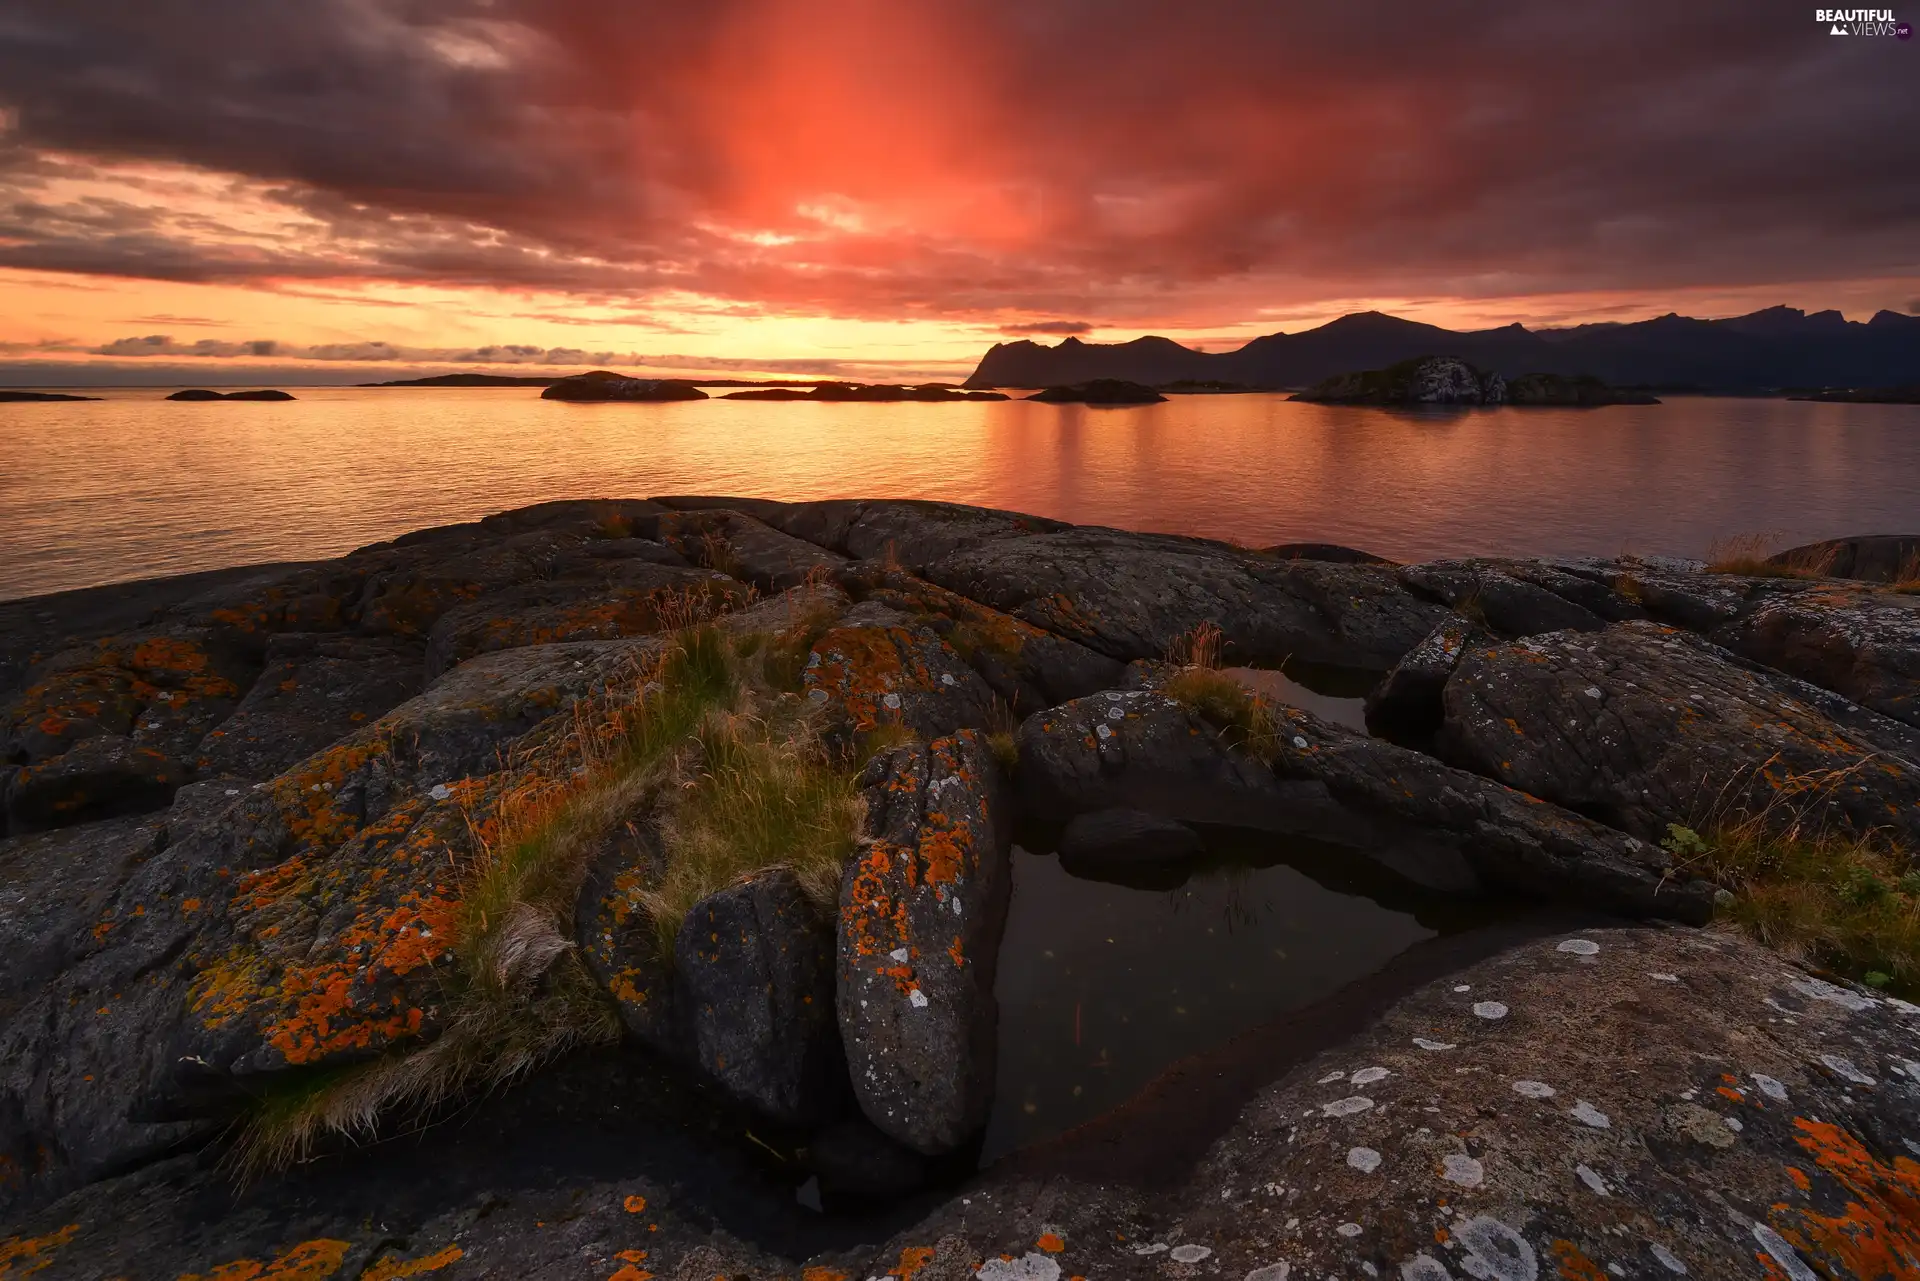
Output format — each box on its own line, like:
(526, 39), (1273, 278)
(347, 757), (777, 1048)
(0, 390), (100, 402)
(1056, 807), (1204, 878)
(838, 732), (1012, 1154)
(1399, 560), (1608, 636)
(0, 815), (162, 1019)
(575, 814), (678, 1056)
(1364, 614), (1493, 748)
(675, 869), (844, 1125)
(803, 615), (998, 741)
(1714, 584), (1920, 728)
(4, 733), (190, 832)
(194, 633), (424, 779)
(539, 371), (708, 401)
(652, 507), (848, 590)
(161, 389), (295, 401)
(925, 525), (1451, 671)
(1018, 689), (1711, 912)
(1261, 542), (1395, 564)
(1027, 379), (1167, 404)
(355, 528), (611, 637)
(1766, 533), (1920, 581)
(1293, 355), (1506, 405)
(1441, 620), (1920, 845)
(837, 563), (1124, 714)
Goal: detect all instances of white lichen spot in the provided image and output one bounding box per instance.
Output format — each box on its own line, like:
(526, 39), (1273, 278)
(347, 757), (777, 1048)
(1292, 736), (1310, 749)
(1512, 1080), (1556, 1099)
(1337, 1223), (1364, 1238)
(1649, 973), (1679, 982)
(1649, 1244), (1687, 1275)
(1323, 1096), (1375, 1118)
(1170, 1245), (1213, 1263)
(1132, 1243), (1170, 1256)
(908, 988), (929, 1009)
(1570, 1101), (1610, 1128)
(1453, 1216), (1538, 1281)
(889, 947), (910, 962)
(1402, 1256), (1452, 1281)
(940, 673), (956, 686)
(1348, 1146), (1382, 1173)
(1584, 687), (1603, 699)
(1319, 1069), (1347, 1084)
(1818, 1053), (1876, 1085)
(1245, 1265), (1290, 1281)
(1095, 723), (1113, 740)
(1473, 1001), (1509, 1020)
(1414, 1037), (1456, 1051)
(1442, 1154), (1485, 1188)
(1454, 984), (1472, 993)
(1575, 1164), (1609, 1196)
(1751, 1074), (1788, 1102)
(1793, 977), (1876, 1012)
(1752, 1225), (1819, 1281)
(881, 692), (902, 710)
(1352, 1066), (1391, 1086)
(1556, 938), (1600, 956)
(976, 1253), (1062, 1281)
(1725, 1115), (1743, 1132)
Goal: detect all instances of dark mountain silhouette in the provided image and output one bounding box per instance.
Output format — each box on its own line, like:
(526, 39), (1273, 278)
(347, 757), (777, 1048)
(963, 307), (1920, 393)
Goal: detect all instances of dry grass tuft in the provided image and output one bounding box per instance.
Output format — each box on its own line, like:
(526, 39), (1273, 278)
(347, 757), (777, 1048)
(1892, 549), (1920, 595)
(1704, 531), (1835, 579)
(1162, 665), (1282, 763)
(1165, 621), (1225, 668)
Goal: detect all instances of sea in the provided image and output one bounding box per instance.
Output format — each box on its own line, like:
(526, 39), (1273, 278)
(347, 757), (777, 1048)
(2, 386), (1916, 601)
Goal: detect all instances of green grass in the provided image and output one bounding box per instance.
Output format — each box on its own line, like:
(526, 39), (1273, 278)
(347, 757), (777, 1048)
(233, 619), (865, 1172)
(1666, 820), (1920, 998)
(1162, 665), (1283, 763)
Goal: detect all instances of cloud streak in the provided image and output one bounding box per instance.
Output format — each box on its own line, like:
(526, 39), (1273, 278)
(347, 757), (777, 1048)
(0, 1), (1916, 330)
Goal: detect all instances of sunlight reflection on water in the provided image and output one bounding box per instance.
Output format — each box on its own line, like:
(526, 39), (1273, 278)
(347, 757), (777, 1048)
(3, 387), (1916, 599)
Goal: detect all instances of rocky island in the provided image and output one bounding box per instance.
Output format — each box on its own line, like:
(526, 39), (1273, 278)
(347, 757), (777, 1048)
(1, 499), (1917, 1278)
(1293, 357), (1659, 406)
(542, 371), (711, 401)
(164, 389), (298, 401)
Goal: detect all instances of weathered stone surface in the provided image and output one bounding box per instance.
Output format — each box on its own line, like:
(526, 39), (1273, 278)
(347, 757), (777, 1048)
(675, 868), (844, 1125)
(1442, 621), (1920, 846)
(838, 732), (1012, 1154)
(0, 815), (161, 1020)
(1715, 583), (1920, 729)
(1768, 532), (1920, 581)
(1400, 560), (1608, 636)
(4, 734), (190, 832)
(1056, 807), (1204, 878)
(804, 614), (998, 741)
(1261, 541), (1394, 565)
(355, 528), (601, 637)
(1365, 615), (1493, 748)
(539, 370), (707, 401)
(421, 560), (741, 678)
(928, 525), (1451, 671)
(651, 507), (848, 590)
(838, 564), (1124, 715)
(575, 812), (678, 1057)
(1019, 689), (1714, 914)
(680, 497), (1068, 573)
(194, 633), (423, 779)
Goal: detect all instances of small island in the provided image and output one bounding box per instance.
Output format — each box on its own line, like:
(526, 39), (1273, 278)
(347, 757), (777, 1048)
(0, 390), (101, 402)
(540, 370), (709, 401)
(1293, 355), (1658, 406)
(1027, 378), (1167, 404)
(165, 389), (297, 401)
(1788, 385), (1920, 403)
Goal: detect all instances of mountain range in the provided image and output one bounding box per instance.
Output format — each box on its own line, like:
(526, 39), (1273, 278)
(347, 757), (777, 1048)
(961, 307), (1920, 393)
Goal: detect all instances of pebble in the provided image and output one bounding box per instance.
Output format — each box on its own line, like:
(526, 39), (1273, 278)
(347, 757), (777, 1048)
(1649, 1244), (1688, 1275)
(1751, 1074), (1789, 1102)
(1571, 1101), (1611, 1128)
(1818, 1053), (1876, 1085)
(1350, 1066), (1391, 1086)
(1511, 1080), (1556, 1099)
(1323, 1096), (1374, 1117)
(1575, 1164), (1609, 1196)
(1170, 1245), (1213, 1263)
(1336, 1223), (1363, 1238)
(1413, 1037), (1456, 1051)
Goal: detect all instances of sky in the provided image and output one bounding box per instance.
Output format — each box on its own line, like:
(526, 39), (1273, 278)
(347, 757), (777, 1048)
(1, 1), (1917, 385)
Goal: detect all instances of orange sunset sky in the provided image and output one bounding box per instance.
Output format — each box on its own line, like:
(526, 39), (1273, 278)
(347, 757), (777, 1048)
(2, 1), (1916, 384)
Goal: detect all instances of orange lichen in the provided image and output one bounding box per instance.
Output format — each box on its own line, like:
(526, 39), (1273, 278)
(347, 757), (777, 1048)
(1036, 1233), (1066, 1253)
(1549, 1240), (1607, 1281)
(0, 1223), (77, 1277)
(175, 1238), (350, 1280)
(893, 1246), (937, 1279)
(624, 1194), (648, 1213)
(1770, 1117), (1920, 1278)
(800, 1269), (849, 1281)
(607, 1248), (654, 1281)
(361, 1244), (464, 1280)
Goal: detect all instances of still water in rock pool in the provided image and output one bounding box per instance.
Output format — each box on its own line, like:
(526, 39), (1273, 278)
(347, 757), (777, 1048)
(982, 830), (1500, 1162)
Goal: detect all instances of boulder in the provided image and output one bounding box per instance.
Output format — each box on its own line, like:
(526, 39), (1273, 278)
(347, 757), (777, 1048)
(539, 371), (708, 401)
(803, 613), (999, 741)
(355, 528), (610, 637)
(194, 633), (424, 779)
(1018, 689), (1714, 914)
(1713, 584), (1920, 729)
(652, 496), (1066, 574)
(1027, 380), (1167, 404)
(1364, 615), (1493, 749)
(836, 564), (1124, 715)
(838, 732), (1012, 1154)
(1056, 807), (1204, 880)
(575, 814), (678, 1057)
(1765, 533), (1920, 581)
(1440, 621), (1920, 846)
(675, 869), (844, 1125)
(1398, 561), (1608, 637)
(926, 525), (1451, 671)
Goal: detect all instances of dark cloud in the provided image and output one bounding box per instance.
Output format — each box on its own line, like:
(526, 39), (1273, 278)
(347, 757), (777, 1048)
(0, 1), (1916, 323)
(1001, 320), (1093, 335)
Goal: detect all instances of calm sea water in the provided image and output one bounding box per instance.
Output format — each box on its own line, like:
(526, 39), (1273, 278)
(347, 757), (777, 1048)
(2, 387), (1916, 601)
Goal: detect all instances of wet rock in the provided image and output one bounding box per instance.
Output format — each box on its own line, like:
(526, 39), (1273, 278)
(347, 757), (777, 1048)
(539, 371), (708, 401)
(0, 815), (162, 1019)
(838, 732), (1012, 1154)
(675, 869), (843, 1125)
(804, 618), (998, 742)
(1714, 583), (1920, 729)
(575, 813), (679, 1057)
(1019, 689), (1713, 914)
(927, 525), (1451, 671)
(1399, 560), (1607, 636)
(1056, 808), (1203, 878)
(194, 633), (424, 778)
(652, 508), (848, 590)
(1441, 620), (1920, 845)
(5, 735), (190, 832)
(1365, 615), (1493, 749)
(421, 562), (742, 679)
(807, 1117), (930, 1200)
(1766, 532), (1920, 581)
